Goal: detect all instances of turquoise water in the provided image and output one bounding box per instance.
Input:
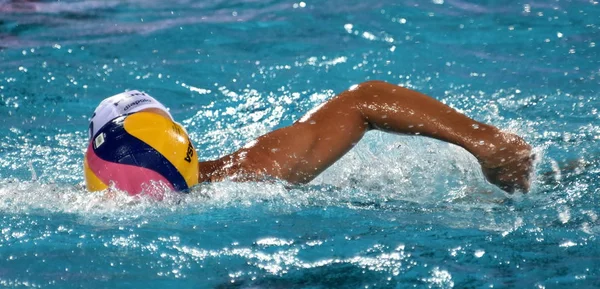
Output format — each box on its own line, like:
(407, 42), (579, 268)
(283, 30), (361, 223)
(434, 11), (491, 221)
(1, 0), (599, 288)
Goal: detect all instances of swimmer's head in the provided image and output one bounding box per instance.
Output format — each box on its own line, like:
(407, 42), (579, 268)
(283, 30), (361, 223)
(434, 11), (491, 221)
(84, 91), (198, 197)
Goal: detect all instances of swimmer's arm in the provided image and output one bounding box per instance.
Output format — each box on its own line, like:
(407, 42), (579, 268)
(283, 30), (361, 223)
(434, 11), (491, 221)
(200, 80), (533, 193)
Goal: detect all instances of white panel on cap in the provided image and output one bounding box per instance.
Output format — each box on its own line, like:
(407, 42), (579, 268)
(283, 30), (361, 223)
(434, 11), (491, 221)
(88, 90), (173, 140)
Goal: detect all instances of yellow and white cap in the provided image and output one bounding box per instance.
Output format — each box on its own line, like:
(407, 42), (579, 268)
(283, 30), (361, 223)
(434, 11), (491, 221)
(88, 90), (173, 140)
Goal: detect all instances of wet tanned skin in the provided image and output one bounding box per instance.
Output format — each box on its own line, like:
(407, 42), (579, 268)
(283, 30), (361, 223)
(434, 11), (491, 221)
(198, 80), (533, 193)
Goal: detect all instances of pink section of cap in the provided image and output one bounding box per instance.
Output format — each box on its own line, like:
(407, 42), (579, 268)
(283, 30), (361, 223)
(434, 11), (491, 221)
(85, 143), (174, 199)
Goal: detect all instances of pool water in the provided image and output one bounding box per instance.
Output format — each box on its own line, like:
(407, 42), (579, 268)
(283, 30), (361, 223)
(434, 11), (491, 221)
(1, 0), (599, 288)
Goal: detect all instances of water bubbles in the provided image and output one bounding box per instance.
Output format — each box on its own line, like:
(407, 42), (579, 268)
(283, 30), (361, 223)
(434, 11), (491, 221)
(423, 267), (454, 288)
(256, 238), (294, 246)
(558, 207), (571, 224)
(292, 2), (306, 9)
(559, 240), (577, 248)
(362, 31), (376, 41)
(474, 250), (485, 258)
(449, 246), (463, 257)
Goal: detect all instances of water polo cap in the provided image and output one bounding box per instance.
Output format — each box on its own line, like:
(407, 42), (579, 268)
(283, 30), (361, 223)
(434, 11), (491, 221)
(83, 111), (199, 197)
(88, 90), (173, 140)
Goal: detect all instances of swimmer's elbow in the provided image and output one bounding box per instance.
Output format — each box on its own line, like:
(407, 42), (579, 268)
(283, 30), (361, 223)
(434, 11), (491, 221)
(354, 80), (402, 93)
(350, 80), (411, 103)
(357, 80), (390, 88)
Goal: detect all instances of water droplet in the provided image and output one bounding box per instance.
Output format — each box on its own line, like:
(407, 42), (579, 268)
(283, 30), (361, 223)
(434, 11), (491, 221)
(474, 250), (485, 258)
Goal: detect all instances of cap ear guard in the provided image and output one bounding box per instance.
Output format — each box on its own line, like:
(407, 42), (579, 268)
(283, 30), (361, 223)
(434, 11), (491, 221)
(83, 153), (109, 192)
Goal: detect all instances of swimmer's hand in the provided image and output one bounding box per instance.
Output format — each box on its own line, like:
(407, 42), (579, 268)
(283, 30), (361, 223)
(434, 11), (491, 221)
(476, 132), (533, 193)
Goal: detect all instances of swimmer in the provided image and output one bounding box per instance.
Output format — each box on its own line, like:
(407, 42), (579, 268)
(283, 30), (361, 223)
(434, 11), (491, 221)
(88, 80), (533, 194)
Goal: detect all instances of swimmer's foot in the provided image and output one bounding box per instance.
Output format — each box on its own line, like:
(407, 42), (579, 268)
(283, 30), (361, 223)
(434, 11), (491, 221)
(475, 132), (534, 194)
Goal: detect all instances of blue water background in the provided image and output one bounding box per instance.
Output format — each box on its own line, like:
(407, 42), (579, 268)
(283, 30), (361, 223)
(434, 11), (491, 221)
(0, 0), (599, 288)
